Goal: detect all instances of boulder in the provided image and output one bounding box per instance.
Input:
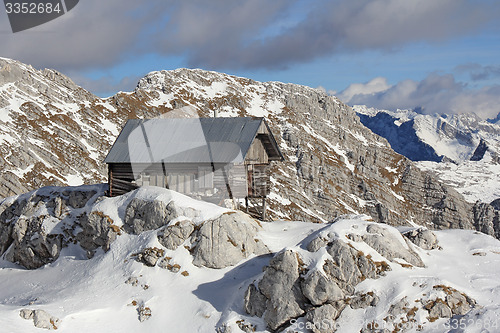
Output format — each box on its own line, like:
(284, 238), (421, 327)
(426, 299), (452, 320)
(244, 284), (267, 317)
(446, 291), (471, 316)
(257, 250), (306, 331)
(301, 270), (343, 306)
(76, 211), (118, 252)
(363, 224), (424, 267)
(124, 198), (178, 234)
(20, 309), (61, 330)
(191, 211), (268, 269)
(324, 239), (381, 292)
(404, 228), (439, 250)
(133, 247), (165, 267)
(157, 219), (194, 250)
(305, 304), (338, 333)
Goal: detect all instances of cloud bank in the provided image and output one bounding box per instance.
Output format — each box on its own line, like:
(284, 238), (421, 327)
(1, 0), (498, 72)
(0, 0), (498, 115)
(340, 73), (500, 119)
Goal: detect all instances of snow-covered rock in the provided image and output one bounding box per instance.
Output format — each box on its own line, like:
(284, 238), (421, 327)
(19, 309), (61, 330)
(124, 198), (179, 234)
(0, 185), (102, 268)
(244, 224), (393, 330)
(403, 228), (439, 250)
(157, 219), (194, 250)
(0, 187), (499, 332)
(191, 211), (269, 269)
(0, 184), (232, 269)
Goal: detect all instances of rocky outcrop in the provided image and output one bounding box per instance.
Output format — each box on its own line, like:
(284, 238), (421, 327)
(0, 185), (269, 270)
(398, 164), (477, 231)
(191, 211), (269, 269)
(243, 221), (479, 332)
(245, 234), (391, 331)
(424, 286), (476, 321)
(472, 201), (500, 239)
(0, 187), (100, 268)
(470, 138), (490, 161)
(4, 215), (63, 269)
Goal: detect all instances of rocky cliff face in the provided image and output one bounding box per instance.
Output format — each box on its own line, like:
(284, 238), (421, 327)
(0, 58), (498, 237)
(0, 58), (116, 197)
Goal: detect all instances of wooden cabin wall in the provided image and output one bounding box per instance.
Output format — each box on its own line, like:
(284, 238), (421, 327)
(228, 163), (247, 197)
(108, 163), (138, 196)
(245, 138), (269, 164)
(108, 162), (248, 198)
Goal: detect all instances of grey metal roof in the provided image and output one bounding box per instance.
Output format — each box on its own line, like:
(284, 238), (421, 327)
(104, 117), (280, 164)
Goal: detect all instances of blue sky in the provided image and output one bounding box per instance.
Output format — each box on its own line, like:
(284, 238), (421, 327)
(1, 0), (499, 118)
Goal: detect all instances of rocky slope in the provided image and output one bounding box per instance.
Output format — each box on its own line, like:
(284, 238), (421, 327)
(1, 58), (498, 237)
(1, 185), (500, 332)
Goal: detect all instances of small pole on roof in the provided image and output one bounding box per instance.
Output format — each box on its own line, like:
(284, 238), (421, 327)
(214, 108), (218, 118)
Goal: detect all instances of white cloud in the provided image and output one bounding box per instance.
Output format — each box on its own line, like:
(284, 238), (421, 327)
(337, 77), (392, 102)
(340, 73), (500, 119)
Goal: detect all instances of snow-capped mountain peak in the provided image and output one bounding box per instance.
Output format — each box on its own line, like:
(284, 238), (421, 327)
(355, 105), (500, 163)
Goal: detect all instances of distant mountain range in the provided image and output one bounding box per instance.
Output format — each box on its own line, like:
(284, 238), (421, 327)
(355, 105), (500, 163)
